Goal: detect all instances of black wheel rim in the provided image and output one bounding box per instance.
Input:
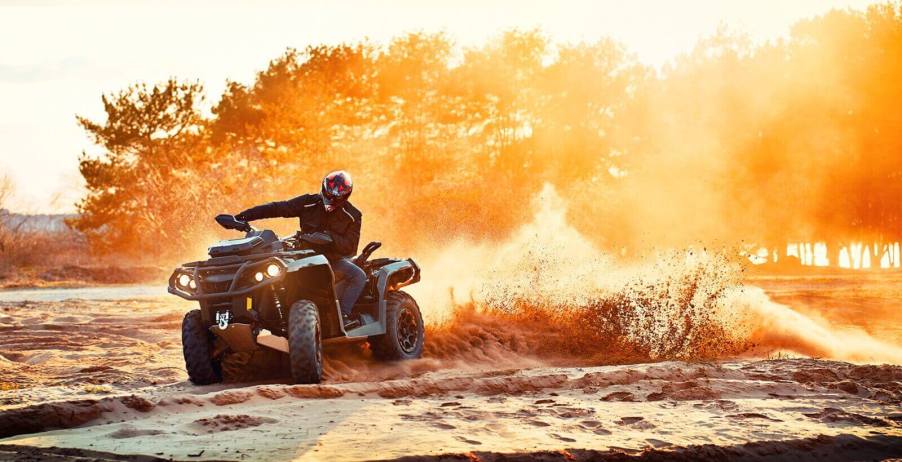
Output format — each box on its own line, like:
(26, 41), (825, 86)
(397, 306), (419, 354)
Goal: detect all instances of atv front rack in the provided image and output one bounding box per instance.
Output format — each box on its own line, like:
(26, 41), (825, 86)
(169, 255), (290, 301)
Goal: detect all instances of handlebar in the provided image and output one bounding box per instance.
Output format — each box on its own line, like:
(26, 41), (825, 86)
(215, 214), (254, 233)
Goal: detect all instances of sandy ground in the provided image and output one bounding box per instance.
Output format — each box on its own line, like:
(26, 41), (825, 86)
(0, 358), (900, 460)
(0, 278), (901, 461)
(0, 298), (187, 409)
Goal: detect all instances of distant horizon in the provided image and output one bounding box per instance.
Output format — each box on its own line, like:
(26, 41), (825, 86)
(0, 0), (881, 213)
(0, 209), (76, 216)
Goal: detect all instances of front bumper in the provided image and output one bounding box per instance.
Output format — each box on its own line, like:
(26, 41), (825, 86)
(168, 256), (286, 301)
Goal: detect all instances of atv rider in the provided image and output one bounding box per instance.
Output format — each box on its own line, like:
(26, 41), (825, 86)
(235, 171), (365, 328)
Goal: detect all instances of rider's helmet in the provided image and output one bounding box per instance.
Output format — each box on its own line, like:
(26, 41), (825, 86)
(321, 170), (353, 212)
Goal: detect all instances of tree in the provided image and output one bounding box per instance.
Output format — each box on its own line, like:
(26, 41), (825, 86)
(72, 79), (207, 257)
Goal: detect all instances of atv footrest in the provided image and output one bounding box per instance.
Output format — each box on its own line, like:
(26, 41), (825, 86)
(323, 335), (371, 345)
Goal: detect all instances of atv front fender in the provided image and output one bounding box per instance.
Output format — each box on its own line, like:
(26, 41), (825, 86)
(283, 255), (343, 339)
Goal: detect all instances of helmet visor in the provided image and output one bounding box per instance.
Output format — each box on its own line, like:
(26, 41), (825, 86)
(321, 191), (336, 206)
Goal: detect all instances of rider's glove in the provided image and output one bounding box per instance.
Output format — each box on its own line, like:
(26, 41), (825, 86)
(300, 231), (333, 246)
(235, 213), (249, 222)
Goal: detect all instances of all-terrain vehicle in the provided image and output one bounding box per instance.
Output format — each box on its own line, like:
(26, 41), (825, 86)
(168, 214), (424, 384)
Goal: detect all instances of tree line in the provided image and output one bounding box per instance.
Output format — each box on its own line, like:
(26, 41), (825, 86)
(73, 4), (902, 262)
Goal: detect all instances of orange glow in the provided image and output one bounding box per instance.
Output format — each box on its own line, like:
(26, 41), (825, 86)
(0, 0), (884, 213)
(0, 1), (897, 274)
(2, 6), (902, 460)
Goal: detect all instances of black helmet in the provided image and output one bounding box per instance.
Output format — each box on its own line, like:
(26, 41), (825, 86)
(321, 170), (353, 211)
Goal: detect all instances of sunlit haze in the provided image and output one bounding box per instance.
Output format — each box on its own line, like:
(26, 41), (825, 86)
(1, 3), (901, 457)
(0, 0), (880, 213)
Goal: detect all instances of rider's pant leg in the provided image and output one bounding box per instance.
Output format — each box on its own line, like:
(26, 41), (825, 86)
(332, 257), (366, 316)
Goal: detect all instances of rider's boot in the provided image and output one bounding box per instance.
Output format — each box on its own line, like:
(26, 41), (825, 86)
(342, 312), (360, 330)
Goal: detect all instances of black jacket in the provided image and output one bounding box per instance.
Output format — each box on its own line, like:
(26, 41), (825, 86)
(237, 194), (362, 259)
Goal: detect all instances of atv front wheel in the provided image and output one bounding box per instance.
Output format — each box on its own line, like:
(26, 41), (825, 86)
(182, 309), (222, 385)
(287, 300), (323, 384)
(370, 291), (425, 360)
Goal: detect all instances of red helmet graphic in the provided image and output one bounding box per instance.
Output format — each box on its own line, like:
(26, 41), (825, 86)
(321, 170), (353, 211)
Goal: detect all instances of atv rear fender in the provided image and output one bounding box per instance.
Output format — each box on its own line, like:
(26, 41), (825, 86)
(367, 259), (421, 335)
(378, 259), (420, 293)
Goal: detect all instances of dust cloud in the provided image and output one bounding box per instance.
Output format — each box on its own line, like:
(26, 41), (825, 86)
(405, 185), (902, 366)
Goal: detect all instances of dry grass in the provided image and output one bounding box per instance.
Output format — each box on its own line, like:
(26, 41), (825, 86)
(0, 226), (165, 288)
(0, 228), (88, 268)
(0, 175), (166, 287)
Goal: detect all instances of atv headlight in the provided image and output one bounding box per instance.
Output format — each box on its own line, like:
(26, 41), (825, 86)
(254, 272), (264, 282)
(178, 274), (192, 288)
(266, 263), (281, 277)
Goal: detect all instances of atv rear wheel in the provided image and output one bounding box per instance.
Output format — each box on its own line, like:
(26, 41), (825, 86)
(287, 300), (323, 384)
(182, 309), (222, 385)
(370, 291), (424, 360)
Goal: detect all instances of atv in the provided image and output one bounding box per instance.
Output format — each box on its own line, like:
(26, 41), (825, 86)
(168, 214), (424, 384)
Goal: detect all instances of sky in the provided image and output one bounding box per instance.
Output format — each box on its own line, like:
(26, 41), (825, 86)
(0, 0), (882, 213)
